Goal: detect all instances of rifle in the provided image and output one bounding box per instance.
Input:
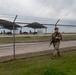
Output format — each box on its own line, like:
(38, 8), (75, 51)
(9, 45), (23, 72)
(49, 33), (59, 47)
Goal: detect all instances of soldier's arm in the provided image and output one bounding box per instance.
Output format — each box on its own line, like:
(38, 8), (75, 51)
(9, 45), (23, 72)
(59, 33), (62, 40)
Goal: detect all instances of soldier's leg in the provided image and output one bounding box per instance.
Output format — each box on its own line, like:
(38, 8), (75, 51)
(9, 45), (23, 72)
(52, 43), (57, 59)
(56, 43), (61, 57)
(52, 43), (60, 59)
(57, 50), (61, 57)
(53, 50), (57, 57)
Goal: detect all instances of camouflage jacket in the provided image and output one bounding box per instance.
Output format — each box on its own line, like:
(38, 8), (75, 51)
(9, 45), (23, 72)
(51, 32), (62, 43)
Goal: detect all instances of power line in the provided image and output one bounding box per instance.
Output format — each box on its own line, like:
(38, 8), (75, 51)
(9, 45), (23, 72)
(0, 13), (16, 17)
(16, 22), (76, 27)
(0, 13), (54, 22)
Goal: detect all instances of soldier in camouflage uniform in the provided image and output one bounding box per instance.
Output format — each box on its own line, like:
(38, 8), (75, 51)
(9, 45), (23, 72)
(51, 27), (62, 59)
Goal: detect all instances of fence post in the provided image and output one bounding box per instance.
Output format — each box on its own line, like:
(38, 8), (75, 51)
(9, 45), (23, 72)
(55, 19), (60, 28)
(13, 15), (18, 60)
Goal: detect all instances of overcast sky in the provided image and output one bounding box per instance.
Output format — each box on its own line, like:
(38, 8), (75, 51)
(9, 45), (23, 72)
(0, 0), (76, 19)
(0, 0), (76, 32)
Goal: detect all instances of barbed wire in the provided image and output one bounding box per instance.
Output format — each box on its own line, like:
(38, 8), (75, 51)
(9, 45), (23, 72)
(0, 13), (56, 22)
(0, 13), (76, 27)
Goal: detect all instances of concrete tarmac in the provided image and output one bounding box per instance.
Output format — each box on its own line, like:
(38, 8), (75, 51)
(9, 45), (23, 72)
(0, 41), (76, 57)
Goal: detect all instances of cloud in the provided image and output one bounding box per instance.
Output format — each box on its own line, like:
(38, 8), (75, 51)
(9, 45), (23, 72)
(0, 0), (75, 18)
(35, 0), (76, 19)
(0, 0), (76, 24)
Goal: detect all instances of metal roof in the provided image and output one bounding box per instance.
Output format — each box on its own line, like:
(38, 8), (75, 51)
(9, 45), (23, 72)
(0, 19), (21, 30)
(25, 22), (47, 29)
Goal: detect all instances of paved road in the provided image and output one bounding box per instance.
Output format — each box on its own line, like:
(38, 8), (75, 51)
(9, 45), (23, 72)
(0, 41), (76, 57)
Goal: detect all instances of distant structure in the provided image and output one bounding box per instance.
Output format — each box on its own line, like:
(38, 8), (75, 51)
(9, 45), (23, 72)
(25, 22), (47, 35)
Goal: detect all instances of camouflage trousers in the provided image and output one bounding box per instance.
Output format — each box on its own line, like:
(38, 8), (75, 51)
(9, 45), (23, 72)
(53, 42), (60, 57)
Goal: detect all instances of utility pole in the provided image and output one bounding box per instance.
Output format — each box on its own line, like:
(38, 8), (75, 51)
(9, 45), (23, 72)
(55, 19), (60, 28)
(13, 15), (18, 60)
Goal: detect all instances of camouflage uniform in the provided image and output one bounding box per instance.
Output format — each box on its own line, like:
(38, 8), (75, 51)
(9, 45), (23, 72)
(51, 32), (62, 57)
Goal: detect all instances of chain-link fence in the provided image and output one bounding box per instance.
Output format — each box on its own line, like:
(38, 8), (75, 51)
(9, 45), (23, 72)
(0, 14), (76, 61)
